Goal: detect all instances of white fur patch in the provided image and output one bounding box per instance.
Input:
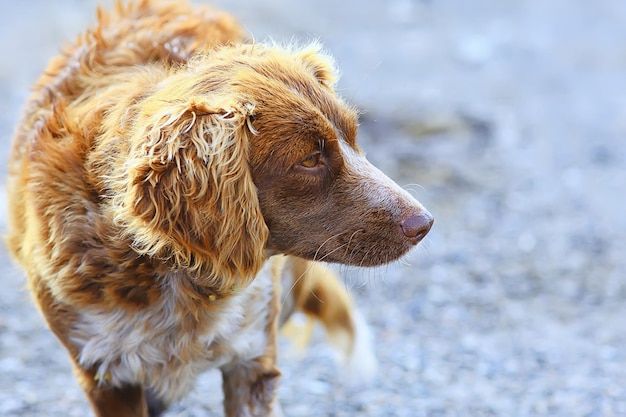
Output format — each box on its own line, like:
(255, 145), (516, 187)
(339, 140), (423, 214)
(71, 263), (274, 404)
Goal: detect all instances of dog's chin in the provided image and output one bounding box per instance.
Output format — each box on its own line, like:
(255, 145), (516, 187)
(316, 245), (415, 267)
(268, 239), (416, 267)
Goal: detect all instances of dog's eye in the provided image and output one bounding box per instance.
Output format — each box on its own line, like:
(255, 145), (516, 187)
(300, 152), (321, 169)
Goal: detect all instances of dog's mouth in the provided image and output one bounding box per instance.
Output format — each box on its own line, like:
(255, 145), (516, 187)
(275, 209), (433, 267)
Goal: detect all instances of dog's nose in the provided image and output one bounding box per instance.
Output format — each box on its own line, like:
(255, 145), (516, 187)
(401, 212), (433, 245)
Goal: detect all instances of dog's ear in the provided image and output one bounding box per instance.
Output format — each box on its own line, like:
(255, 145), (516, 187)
(117, 96), (268, 292)
(294, 43), (339, 90)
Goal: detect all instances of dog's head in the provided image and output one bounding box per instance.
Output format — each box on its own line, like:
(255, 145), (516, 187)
(118, 43), (432, 291)
(242, 44), (433, 266)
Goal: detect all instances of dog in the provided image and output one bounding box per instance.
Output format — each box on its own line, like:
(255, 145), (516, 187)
(6, 1), (433, 416)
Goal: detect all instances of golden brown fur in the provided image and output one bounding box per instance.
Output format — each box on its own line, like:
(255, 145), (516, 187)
(6, 1), (433, 416)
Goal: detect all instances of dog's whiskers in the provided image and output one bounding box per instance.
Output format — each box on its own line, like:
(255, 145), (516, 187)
(312, 231), (346, 263)
(315, 241), (351, 263)
(343, 229), (364, 258)
(281, 266), (308, 310)
(281, 233), (351, 307)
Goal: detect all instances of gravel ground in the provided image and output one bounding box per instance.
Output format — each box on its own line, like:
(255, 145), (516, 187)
(1, 1), (626, 416)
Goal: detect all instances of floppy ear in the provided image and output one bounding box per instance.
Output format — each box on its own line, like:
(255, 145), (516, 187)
(116, 97), (268, 292)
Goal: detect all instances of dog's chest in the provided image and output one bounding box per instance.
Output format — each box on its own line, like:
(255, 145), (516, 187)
(71, 265), (275, 403)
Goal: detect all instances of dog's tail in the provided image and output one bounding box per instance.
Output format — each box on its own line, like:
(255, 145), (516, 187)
(279, 256), (378, 381)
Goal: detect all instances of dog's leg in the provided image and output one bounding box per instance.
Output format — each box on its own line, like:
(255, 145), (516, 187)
(28, 281), (147, 416)
(222, 358), (282, 417)
(30, 281), (150, 416)
(222, 261), (283, 417)
(71, 362), (149, 417)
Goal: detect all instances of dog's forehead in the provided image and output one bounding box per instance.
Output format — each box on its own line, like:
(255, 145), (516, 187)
(273, 90), (358, 149)
(288, 84), (359, 148)
(281, 97), (359, 152)
(245, 83), (355, 145)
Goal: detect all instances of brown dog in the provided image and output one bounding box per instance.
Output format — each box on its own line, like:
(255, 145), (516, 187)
(6, 1), (433, 416)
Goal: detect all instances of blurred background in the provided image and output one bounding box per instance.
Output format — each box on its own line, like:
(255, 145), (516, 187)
(1, 1), (625, 416)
